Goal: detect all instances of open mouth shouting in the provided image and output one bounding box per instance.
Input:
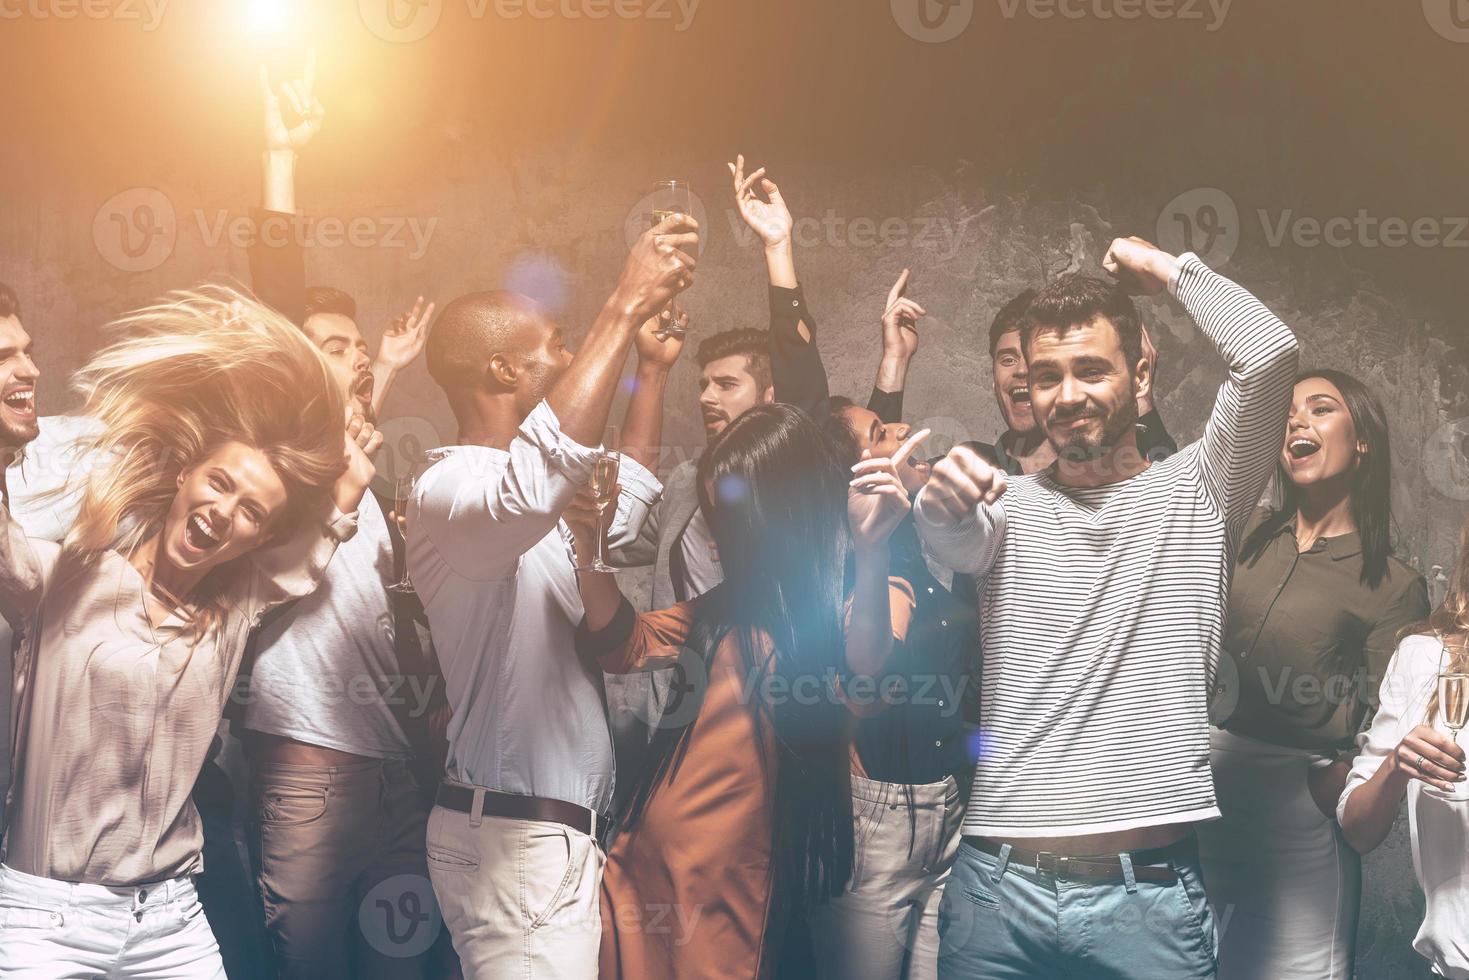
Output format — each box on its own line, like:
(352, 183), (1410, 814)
(1008, 385), (1031, 408)
(180, 512), (225, 558)
(2, 384), (36, 422)
(351, 371), (376, 409)
(1286, 435), (1322, 465)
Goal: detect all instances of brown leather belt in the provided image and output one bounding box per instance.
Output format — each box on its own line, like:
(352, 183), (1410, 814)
(964, 836), (1181, 885)
(436, 784), (603, 842)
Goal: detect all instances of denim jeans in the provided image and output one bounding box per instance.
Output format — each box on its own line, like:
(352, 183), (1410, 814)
(937, 836), (1218, 979)
(0, 864), (225, 979)
(812, 774), (965, 980)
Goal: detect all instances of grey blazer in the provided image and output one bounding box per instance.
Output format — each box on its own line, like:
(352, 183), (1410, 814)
(611, 457), (707, 610)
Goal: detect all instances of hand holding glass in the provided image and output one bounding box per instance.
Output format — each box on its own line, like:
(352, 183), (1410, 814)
(575, 452), (621, 573)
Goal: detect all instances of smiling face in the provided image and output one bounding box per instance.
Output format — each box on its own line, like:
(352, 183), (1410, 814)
(158, 442), (290, 580)
(303, 312), (374, 421)
(991, 328), (1035, 435)
(1026, 316), (1146, 459)
(1283, 377), (1364, 490)
(699, 354), (773, 441)
(0, 315), (39, 449)
(837, 405), (931, 495)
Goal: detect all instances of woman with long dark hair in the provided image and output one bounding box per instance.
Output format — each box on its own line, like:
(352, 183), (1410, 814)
(1198, 369), (1430, 979)
(809, 400), (974, 980)
(0, 288), (373, 978)
(568, 403), (913, 978)
(1339, 511), (1469, 979)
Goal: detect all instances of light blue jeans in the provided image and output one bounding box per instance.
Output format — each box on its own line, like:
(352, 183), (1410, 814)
(937, 835), (1218, 979)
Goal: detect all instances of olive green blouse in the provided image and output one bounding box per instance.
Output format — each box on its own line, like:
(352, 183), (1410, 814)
(1220, 509), (1430, 754)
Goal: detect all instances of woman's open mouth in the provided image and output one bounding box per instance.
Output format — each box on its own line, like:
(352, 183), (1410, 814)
(182, 513), (224, 555)
(1287, 437), (1322, 463)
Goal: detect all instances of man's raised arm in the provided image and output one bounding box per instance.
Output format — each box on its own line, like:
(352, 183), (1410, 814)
(1104, 237), (1299, 538)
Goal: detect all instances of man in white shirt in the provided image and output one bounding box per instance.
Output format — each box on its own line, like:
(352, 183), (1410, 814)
(0, 281), (41, 834)
(917, 238), (1299, 978)
(408, 213), (698, 978)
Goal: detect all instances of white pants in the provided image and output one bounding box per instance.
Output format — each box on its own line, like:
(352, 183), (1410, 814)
(811, 773), (965, 980)
(1198, 729), (1361, 980)
(425, 793), (604, 980)
(0, 863), (225, 979)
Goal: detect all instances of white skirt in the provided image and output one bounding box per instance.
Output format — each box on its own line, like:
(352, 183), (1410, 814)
(1197, 728), (1361, 980)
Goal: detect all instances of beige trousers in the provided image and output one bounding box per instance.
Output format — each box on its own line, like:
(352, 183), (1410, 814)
(425, 789), (604, 980)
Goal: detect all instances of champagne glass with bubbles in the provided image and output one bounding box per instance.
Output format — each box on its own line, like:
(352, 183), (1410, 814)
(649, 180), (694, 341)
(1428, 671), (1469, 801)
(388, 472), (416, 595)
(577, 451), (622, 573)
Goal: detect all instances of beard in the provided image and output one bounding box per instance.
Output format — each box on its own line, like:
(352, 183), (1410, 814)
(0, 414), (39, 450)
(1049, 399), (1139, 463)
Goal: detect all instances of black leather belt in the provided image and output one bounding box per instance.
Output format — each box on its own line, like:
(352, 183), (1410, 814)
(964, 836), (1182, 885)
(436, 784), (603, 842)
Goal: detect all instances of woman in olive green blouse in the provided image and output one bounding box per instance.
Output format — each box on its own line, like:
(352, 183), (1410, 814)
(1199, 369), (1429, 980)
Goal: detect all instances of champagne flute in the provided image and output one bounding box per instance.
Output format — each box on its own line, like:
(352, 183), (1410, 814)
(1428, 671), (1469, 801)
(586, 451), (621, 573)
(387, 473), (415, 595)
(648, 180), (694, 341)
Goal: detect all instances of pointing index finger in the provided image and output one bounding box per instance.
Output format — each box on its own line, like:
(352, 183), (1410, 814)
(893, 428), (931, 466)
(887, 268), (910, 307)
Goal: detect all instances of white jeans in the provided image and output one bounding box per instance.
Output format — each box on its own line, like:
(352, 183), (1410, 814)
(811, 773), (965, 980)
(0, 863), (225, 979)
(1198, 729), (1362, 980)
(425, 793), (604, 980)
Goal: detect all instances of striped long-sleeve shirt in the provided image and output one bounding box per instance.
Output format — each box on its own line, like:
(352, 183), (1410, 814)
(917, 253), (1300, 837)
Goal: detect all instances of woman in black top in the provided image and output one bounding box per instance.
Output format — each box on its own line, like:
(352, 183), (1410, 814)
(1198, 369), (1429, 980)
(809, 401), (979, 980)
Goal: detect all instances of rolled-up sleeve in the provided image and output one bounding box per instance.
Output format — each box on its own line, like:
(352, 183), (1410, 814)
(415, 401), (602, 581)
(606, 455), (663, 551)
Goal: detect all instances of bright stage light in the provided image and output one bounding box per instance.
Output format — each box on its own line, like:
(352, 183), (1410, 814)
(244, 0), (294, 37)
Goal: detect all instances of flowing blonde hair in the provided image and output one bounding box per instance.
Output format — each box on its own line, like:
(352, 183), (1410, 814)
(57, 285), (346, 638)
(1415, 512), (1469, 720)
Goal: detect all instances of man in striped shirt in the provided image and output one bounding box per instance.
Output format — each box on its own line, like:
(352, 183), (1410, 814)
(916, 237), (1299, 978)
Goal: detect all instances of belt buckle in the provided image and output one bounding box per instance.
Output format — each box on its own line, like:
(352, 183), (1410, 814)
(1034, 852), (1070, 877)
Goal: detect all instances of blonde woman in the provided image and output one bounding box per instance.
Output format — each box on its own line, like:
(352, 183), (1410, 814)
(0, 287), (377, 978)
(1339, 512), (1469, 980)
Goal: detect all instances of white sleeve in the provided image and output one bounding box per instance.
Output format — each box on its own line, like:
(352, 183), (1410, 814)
(415, 400), (601, 580)
(913, 492), (1006, 578)
(1337, 634), (1441, 823)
